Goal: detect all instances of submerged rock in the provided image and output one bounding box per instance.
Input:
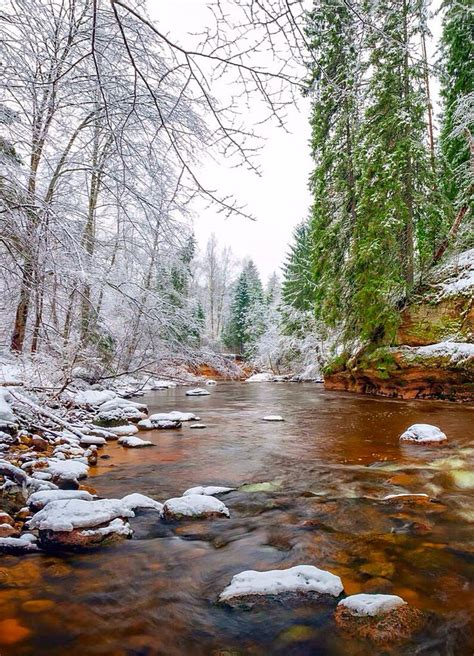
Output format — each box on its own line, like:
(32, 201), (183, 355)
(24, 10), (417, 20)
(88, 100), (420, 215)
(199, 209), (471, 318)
(399, 424), (447, 444)
(219, 565), (344, 606)
(335, 593), (424, 645)
(161, 494), (230, 520)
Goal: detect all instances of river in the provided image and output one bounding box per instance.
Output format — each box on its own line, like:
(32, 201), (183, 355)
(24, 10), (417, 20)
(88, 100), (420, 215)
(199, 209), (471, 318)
(1, 383), (473, 655)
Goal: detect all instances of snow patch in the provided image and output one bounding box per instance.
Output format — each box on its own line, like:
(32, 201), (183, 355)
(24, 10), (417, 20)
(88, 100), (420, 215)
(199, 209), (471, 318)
(121, 493), (163, 512)
(27, 489), (94, 510)
(73, 390), (117, 406)
(337, 593), (407, 616)
(245, 373), (274, 383)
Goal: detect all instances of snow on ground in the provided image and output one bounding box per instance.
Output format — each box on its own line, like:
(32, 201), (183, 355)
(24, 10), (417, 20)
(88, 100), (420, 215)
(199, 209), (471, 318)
(0, 390), (16, 426)
(27, 489), (95, 510)
(410, 341), (474, 364)
(262, 415), (284, 421)
(433, 248), (474, 300)
(149, 380), (177, 389)
(121, 493), (163, 512)
(29, 498), (134, 531)
(337, 594), (407, 616)
(245, 373), (275, 383)
(400, 424), (447, 443)
(73, 390), (117, 406)
(185, 388), (210, 396)
(46, 458), (89, 482)
(118, 436), (153, 448)
(162, 494), (230, 518)
(183, 485), (235, 496)
(219, 565), (344, 602)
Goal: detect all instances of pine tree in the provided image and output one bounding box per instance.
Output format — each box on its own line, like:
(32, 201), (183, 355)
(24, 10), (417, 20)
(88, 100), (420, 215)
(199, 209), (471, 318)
(282, 220), (314, 311)
(305, 0), (362, 326)
(223, 260), (265, 354)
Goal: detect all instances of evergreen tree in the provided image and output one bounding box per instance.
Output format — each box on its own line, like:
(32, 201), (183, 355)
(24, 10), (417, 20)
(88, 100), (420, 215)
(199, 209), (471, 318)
(282, 220), (314, 311)
(439, 0), (474, 208)
(224, 260), (265, 354)
(305, 0), (362, 326)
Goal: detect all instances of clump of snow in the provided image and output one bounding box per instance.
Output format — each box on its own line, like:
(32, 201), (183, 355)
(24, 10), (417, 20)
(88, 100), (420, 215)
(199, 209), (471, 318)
(0, 533), (39, 552)
(46, 458), (89, 482)
(27, 489), (94, 510)
(121, 493), (163, 512)
(400, 424), (447, 443)
(183, 485), (235, 496)
(29, 498), (134, 532)
(337, 594), (407, 616)
(118, 435), (153, 448)
(185, 388), (210, 396)
(162, 494), (230, 519)
(73, 390), (117, 406)
(245, 373), (274, 383)
(262, 415), (284, 422)
(219, 565), (343, 602)
(79, 518), (132, 538)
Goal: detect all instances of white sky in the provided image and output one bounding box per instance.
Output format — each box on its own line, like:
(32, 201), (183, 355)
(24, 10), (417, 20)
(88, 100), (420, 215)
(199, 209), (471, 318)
(150, 0), (313, 281)
(150, 0), (441, 281)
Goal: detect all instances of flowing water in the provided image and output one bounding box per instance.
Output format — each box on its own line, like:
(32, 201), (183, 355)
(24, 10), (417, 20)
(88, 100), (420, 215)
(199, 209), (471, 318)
(1, 383), (473, 655)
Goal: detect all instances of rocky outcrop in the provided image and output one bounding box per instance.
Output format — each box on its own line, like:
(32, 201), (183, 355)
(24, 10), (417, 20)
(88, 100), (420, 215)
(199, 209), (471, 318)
(324, 250), (473, 401)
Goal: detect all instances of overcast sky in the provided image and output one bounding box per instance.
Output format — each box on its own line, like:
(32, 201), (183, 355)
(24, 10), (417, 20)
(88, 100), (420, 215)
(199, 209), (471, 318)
(151, 1), (441, 281)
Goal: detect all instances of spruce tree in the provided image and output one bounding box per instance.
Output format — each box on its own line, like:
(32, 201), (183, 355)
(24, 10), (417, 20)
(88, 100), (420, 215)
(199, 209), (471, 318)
(224, 261), (265, 354)
(282, 220), (314, 311)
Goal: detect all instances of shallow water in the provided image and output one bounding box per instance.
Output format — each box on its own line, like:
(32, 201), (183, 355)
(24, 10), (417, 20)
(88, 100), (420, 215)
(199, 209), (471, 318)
(1, 383), (473, 655)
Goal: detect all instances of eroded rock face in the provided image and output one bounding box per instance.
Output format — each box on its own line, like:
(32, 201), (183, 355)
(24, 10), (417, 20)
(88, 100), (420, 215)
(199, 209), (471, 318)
(334, 594), (425, 645)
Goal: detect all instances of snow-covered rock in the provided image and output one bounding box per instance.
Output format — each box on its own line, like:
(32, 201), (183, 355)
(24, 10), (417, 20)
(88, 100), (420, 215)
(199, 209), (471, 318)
(46, 458), (89, 485)
(245, 373), (274, 383)
(338, 594), (406, 617)
(80, 435), (106, 447)
(73, 390), (117, 406)
(149, 411), (198, 422)
(0, 389), (16, 427)
(99, 398), (148, 413)
(162, 494), (230, 520)
(137, 418), (182, 431)
(121, 493), (163, 512)
(411, 341), (474, 365)
(185, 388), (210, 396)
(29, 498), (134, 532)
(27, 489), (95, 511)
(206, 380), (217, 386)
(262, 415), (284, 422)
(118, 435), (153, 448)
(0, 533), (39, 553)
(189, 424), (207, 429)
(399, 424), (447, 444)
(183, 485), (235, 497)
(219, 565), (343, 604)
(383, 493), (430, 502)
(150, 380), (177, 389)
(108, 424), (139, 437)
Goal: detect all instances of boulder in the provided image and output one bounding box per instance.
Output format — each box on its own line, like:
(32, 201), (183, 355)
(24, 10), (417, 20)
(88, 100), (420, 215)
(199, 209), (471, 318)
(161, 494), (230, 520)
(185, 388), (210, 396)
(399, 424), (447, 444)
(183, 485), (235, 497)
(335, 594), (424, 645)
(137, 418), (181, 431)
(118, 435), (153, 448)
(219, 565), (343, 606)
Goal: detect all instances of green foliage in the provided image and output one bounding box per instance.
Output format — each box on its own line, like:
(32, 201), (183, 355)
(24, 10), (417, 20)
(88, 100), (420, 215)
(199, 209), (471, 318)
(223, 260), (265, 354)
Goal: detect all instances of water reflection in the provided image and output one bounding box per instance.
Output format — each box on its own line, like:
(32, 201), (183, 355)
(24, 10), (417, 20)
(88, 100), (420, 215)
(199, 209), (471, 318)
(1, 383), (473, 654)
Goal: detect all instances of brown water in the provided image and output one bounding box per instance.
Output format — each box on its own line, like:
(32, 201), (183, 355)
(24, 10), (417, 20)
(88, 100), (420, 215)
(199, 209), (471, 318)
(1, 383), (473, 655)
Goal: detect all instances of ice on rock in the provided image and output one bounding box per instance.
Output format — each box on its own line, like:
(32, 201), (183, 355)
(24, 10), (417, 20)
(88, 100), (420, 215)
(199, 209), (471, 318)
(183, 485), (235, 497)
(337, 594), (407, 617)
(262, 415), (284, 422)
(29, 498), (134, 532)
(121, 493), (163, 512)
(118, 435), (153, 448)
(73, 390), (117, 406)
(28, 489), (95, 511)
(219, 565), (344, 602)
(162, 494), (230, 519)
(400, 424), (447, 443)
(185, 388), (210, 396)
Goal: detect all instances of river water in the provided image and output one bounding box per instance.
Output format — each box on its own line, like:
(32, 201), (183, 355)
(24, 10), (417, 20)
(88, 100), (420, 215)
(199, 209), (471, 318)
(1, 383), (473, 655)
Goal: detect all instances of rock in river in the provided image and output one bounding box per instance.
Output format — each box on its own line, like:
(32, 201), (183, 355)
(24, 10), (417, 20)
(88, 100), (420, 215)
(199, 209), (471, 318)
(183, 485), (235, 497)
(161, 494), (230, 520)
(399, 424), (447, 444)
(185, 388), (210, 396)
(29, 498), (134, 549)
(335, 593), (424, 644)
(118, 435), (153, 448)
(219, 565), (344, 606)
